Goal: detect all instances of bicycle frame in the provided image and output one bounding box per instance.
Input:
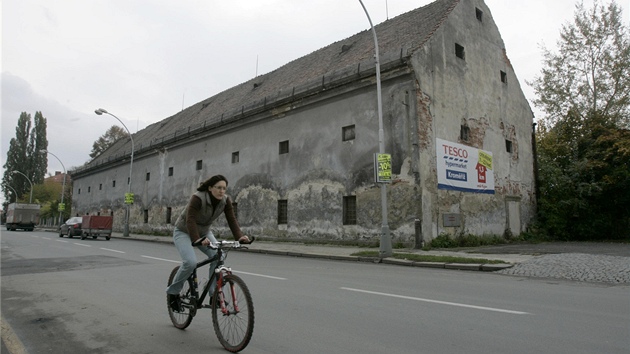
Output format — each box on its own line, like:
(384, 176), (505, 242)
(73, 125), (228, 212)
(188, 249), (226, 311)
(186, 242), (245, 314)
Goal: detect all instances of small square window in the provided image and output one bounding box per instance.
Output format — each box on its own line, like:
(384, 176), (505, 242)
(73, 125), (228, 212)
(277, 200), (288, 224)
(343, 196), (357, 225)
(232, 151), (240, 164)
(506, 140), (513, 153)
(113, 180), (116, 188)
(475, 8), (483, 22)
(88, 186), (91, 193)
(455, 43), (465, 60)
(78, 188), (81, 195)
(168, 167), (173, 177)
(501, 71), (508, 84)
(99, 183), (102, 191)
(144, 209), (149, 223)
(196, 160), (202, 170)
(342, 125), (356, 141)
(146, 172), (150, 181)
(166, 207), (172, 224)
(460, 125), (470, 141)
(279, 140), (289, 155)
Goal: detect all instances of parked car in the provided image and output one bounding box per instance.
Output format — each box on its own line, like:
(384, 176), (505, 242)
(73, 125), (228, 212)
(59, 217), (83, 238)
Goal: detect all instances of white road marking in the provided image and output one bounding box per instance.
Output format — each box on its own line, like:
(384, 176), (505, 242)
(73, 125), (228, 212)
(42, 237), (51, 240)
(55, 239), (69, 243)
(234, 270), (287, 280)
(73, 243), (91, 247)
(100, 248), (125, 254)
(141, 255), (180, 263)
(341, 287), (530, 315)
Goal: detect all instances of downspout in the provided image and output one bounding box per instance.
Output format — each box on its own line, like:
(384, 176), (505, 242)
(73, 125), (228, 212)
(405, 89), (423, 249)
(531, 121), (540, 214)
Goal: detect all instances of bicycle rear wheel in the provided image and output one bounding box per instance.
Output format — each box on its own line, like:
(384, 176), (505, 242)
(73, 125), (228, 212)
(212, 274), (254, 352)
(167, 266), (195, 329)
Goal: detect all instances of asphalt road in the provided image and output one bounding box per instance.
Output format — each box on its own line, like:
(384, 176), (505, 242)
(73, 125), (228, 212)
(2, 231), (629, 353)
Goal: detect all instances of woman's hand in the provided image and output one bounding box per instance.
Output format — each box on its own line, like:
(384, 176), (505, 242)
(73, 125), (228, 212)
(238, 235), (251, 244)
(192, 236), (210, 247)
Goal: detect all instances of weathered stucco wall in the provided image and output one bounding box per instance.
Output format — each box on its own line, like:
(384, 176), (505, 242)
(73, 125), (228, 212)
(71, 0), (536, 245)
(72, 75), (423, 244)
(410, 0), (535, 240)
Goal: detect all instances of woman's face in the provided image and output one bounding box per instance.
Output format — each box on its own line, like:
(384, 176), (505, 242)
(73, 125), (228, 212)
(209, 180), (227, 199)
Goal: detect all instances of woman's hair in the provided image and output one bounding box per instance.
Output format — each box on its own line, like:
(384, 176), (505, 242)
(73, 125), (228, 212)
(197, 174), (228, 191)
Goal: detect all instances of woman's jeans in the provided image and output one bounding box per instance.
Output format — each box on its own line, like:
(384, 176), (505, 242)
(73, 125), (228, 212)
(165, 228), (218, 295)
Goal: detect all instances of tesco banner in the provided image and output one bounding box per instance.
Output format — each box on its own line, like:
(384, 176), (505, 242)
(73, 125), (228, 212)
(436, 138), (494, 194)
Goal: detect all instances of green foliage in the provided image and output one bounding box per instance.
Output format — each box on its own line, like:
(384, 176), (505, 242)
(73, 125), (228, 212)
(2, 111), (48, 203)
(531, 1), (630, 241)
(538, 123), (630, 240)
(90, 125), (128, 159)
(429, 233), (459, 248)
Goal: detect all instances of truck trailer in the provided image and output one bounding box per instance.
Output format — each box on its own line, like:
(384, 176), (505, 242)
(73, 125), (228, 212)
(6, 203), (40, 231)
(81, 215), (113, 240)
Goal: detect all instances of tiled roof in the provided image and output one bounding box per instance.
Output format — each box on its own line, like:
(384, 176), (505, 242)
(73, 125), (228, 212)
(79, 0), (459, 173)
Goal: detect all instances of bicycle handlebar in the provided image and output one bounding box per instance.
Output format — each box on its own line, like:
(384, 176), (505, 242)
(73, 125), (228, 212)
(194, 236), (256, 249)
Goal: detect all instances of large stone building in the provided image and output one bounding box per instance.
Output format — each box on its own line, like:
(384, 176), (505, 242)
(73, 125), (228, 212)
(71, 0), (536, 245)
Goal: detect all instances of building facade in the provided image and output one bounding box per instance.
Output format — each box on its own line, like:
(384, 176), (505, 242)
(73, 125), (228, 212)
(71, 0), (536, 245)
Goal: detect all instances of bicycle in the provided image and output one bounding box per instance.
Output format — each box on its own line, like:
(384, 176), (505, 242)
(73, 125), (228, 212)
(167, 239), (255, 353)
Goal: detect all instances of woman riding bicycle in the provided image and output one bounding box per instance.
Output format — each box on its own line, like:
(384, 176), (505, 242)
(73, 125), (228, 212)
(166, 174), (250, 312)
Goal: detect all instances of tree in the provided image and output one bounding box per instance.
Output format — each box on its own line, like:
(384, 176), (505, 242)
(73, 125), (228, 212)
(2, 112), (48, 203)
(90, 125), (128, 159)
(532, 0), (630, 240)
(30, 111), (49, 183)
(531, 0), (629, 128)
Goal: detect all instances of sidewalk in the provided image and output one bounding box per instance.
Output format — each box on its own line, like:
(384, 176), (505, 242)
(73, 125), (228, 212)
(42, 228), (630, 283)
(108, 232), (534, 272)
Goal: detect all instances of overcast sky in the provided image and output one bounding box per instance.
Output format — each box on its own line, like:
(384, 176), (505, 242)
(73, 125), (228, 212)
(2, 0), (629, 204)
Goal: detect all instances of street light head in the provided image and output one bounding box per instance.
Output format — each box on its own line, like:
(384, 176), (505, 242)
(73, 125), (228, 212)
(95, 108), (108, 115)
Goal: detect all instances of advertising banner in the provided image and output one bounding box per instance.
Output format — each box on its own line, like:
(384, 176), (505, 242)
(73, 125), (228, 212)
(436, 138), (494, 194)
(374, 153), (392, 183)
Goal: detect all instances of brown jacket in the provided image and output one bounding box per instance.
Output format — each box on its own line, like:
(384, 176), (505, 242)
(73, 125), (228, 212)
(174, 191), (243, 243)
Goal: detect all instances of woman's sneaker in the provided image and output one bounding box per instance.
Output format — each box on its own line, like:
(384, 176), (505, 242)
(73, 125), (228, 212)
(168, 294), (181, 312)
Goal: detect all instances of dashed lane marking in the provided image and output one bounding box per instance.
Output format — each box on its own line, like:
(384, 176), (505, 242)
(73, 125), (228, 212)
(100, 248), (125, 254)
(341, 287), (530, 315)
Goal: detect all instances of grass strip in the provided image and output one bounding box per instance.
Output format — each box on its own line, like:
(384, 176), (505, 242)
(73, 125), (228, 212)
(351, 251), (507, 264)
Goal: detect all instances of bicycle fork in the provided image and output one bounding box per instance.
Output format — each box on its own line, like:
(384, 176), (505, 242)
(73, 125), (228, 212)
(215, 265), (240, 315)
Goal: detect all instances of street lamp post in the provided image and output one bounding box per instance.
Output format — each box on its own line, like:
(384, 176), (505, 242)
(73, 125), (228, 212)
(95, 108), (134, 237)
(3, 184), (18, 203)
(42, 150), (67, 226)
(10, 170), (33, 203)
(358, 0), (392, 258)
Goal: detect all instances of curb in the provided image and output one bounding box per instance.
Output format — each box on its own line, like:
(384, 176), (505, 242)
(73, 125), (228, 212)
(242, 249), (513, 272)
(55, 231), (514, 273)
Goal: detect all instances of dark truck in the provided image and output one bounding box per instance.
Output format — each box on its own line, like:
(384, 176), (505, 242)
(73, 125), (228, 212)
(6, 203), (40, 231)
(81, 215), (113, 240)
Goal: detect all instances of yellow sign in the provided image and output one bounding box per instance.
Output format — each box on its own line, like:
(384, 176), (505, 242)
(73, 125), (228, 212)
(58, 203), (65, 211)
(125, 192), (134, 204)
(375, 153), (392, 183)
(478, 150), (493, 170)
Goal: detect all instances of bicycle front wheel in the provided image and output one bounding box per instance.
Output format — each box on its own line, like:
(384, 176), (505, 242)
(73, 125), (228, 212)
(212, 274), (254, 353)
(167, 266), (195, 329)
